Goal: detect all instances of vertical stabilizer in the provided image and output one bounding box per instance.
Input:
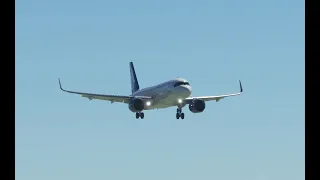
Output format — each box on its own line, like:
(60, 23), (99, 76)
(129, 62), (140, 94)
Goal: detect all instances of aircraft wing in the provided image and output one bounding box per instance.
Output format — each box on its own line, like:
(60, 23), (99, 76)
(58, 78), (152, 103)
(185, 80), (243, 103)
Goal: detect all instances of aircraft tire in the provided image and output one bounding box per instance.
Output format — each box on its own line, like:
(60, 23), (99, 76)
(176, 113), (180, 119)
(181, 113), (185, 119)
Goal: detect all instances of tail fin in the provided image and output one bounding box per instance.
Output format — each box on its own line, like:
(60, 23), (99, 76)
(129, 62), (140, 94)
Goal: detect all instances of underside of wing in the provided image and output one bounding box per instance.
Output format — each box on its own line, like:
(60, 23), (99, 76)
(185, 80), (243, 103)
(80, 93), (132, 103)
(58, 78), (152, 103)
(186, 92), (241, 102)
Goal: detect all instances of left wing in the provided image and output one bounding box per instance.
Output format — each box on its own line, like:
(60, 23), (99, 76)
(185, 80), (243, 103)
(58, 78), (152, 103)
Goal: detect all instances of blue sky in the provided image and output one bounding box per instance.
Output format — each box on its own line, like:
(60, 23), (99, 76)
(15, 0), (304, 179)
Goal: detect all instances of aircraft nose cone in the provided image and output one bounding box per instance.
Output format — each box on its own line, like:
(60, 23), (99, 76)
(185, 86), (192, 94)
(179, 85), (192, 97)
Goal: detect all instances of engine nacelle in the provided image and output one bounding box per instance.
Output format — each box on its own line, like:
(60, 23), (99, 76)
(189, 99), (206, 113)
(128, 98), (145, 112)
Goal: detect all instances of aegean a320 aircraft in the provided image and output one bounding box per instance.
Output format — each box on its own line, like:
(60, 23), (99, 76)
(59, 62), (243, 119)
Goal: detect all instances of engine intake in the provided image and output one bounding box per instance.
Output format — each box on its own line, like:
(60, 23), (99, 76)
(189, 99), (206, 113)
(128, 98), (145, 112)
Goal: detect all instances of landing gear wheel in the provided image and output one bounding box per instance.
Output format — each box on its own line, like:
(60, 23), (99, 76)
(180, 113), (185, 119)
(176, 108), (185, 119)
(176, 113), (180, 119)
(135, 112), (144, 119)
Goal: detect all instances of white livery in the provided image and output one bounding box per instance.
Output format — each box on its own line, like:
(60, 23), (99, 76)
(58, 62), (243, 119)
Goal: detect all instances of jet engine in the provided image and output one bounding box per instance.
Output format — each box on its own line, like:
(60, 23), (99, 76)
(189, 99), (206, 113)
(128, 98), (145, 112)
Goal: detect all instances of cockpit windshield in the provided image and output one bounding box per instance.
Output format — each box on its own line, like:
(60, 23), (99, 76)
(173, 81), (190, 87)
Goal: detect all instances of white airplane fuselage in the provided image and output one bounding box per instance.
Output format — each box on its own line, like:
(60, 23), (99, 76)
(132, 78), (192, 110)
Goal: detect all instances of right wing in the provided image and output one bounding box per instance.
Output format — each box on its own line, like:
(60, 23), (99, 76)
(58, 78), (152, 104)
(185, 80), (243, 103)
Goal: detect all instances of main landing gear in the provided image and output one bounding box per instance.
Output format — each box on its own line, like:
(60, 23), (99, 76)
(176, 108), (185, 119)
(136, 112), (144, 119)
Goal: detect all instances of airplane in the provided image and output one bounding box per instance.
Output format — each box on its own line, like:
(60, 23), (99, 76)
(58, 62), (243, 119)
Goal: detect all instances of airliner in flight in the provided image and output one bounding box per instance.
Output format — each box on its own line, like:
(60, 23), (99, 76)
(58, 62), (243, 119)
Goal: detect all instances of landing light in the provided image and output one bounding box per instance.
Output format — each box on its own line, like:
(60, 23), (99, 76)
(146, 101), (151, 106)
(178, 99), (183, 104)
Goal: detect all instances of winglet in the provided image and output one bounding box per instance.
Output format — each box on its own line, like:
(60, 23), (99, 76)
(58, 78), (65, 91)
(239, 80), (243, 92)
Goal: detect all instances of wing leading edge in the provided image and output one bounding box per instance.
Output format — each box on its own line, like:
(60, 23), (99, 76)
(185, 80), (243, 103)
(58, 78), (152, 103)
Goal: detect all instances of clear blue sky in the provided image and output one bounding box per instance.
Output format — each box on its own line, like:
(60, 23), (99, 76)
(15, 0), (304, 179)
